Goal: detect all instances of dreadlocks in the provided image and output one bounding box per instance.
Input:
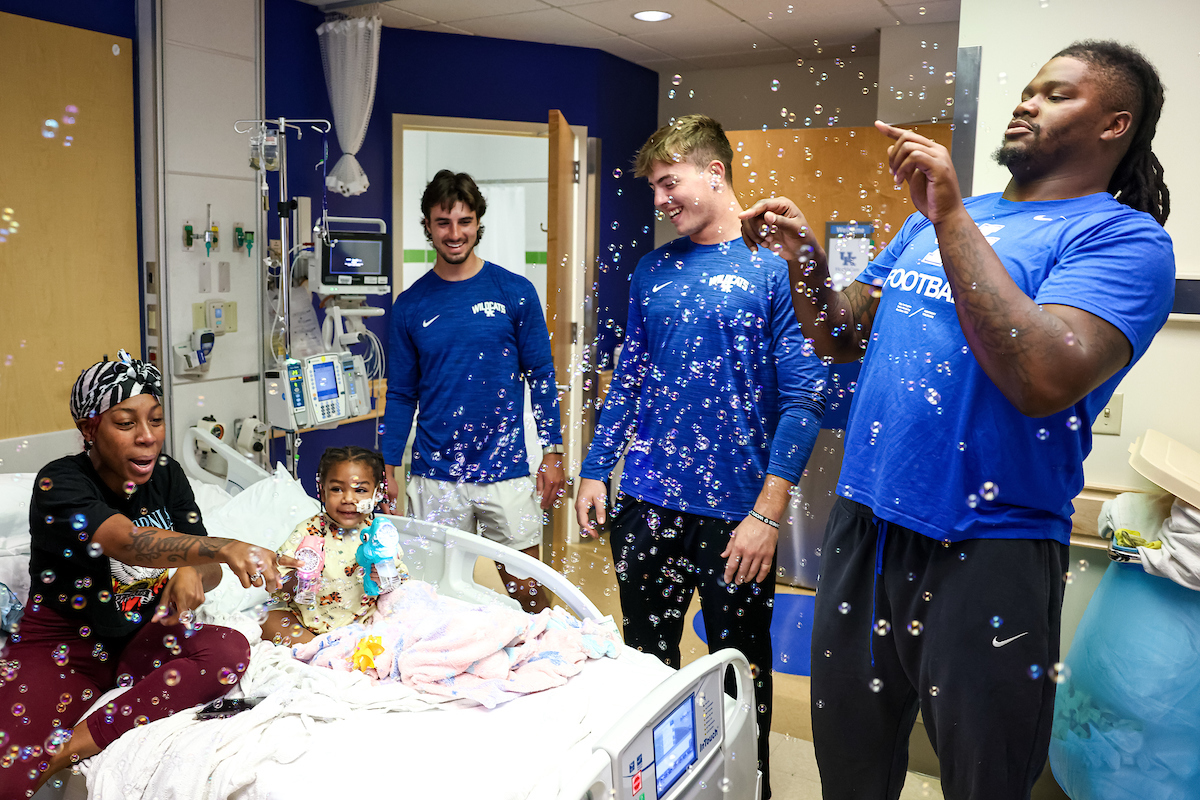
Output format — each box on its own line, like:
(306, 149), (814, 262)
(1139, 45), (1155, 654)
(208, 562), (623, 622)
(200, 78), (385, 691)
(1054, 40), (1169, 225)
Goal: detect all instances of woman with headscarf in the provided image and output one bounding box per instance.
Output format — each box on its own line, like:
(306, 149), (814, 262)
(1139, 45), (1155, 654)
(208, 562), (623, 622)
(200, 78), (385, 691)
(1, 350), (298, 797)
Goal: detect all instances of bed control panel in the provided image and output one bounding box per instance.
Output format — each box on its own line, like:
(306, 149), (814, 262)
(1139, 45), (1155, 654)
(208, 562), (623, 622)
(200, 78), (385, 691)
(616, 666), (724, 800)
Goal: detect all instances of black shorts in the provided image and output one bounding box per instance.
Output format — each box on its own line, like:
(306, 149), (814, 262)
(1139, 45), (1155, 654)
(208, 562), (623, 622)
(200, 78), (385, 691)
(811, 497), (1068, 800)
(611, 498), (778, 798)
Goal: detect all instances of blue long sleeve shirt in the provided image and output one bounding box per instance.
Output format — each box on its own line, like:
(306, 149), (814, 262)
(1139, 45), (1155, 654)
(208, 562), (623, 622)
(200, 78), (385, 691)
(580, 237), (828, 521)
(383, 262), (562, 483)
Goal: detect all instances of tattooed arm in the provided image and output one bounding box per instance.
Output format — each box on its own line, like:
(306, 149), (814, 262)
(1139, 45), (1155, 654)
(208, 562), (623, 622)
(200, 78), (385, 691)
(877, 121), (1131, 417)
(740, 197), (880, 362)
(92, 514), (299, 591)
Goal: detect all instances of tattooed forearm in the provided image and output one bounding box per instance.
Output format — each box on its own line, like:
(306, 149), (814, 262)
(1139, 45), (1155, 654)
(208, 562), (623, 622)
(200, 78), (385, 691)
(788, 259), (877, 363)
(935, 211), (1128, 416)
(118, 526), (234, 568)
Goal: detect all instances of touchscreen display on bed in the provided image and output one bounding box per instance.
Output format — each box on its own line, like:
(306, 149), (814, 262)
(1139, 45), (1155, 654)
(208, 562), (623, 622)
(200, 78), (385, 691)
(653, 694), (697, 797)
(312, 362), (339, 401)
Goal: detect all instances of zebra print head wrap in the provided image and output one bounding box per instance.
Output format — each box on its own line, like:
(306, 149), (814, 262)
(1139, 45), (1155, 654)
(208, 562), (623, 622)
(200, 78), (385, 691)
(70, 349), (162, 422)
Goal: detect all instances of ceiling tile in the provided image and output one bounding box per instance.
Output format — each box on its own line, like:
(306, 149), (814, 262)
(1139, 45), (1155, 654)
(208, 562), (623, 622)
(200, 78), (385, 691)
(709, 0), (897, 26)
(383, 0), (550, 24)
(452, 7), (619, 44)
(889, 1), (960, 25)
(628, 21), (786, 59)
(563, 0), (742, 36)
(410, 21), (475, 34)
(378, 4), (436, 27)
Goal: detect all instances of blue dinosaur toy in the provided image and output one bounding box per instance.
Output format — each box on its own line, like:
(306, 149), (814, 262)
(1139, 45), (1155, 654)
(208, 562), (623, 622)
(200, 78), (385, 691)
(356, 516), (404, 596)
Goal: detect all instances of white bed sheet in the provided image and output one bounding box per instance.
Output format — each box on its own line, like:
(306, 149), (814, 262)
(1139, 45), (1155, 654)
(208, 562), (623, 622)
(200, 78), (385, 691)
(81, 625), (673, 800)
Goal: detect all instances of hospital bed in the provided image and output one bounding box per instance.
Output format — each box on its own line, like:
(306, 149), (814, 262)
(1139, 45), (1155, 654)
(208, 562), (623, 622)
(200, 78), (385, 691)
(0, 427), (760, 800)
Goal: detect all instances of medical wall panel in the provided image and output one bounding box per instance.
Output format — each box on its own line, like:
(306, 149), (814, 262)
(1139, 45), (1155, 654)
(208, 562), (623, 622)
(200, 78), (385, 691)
(163, 0), (255, 60)
(0, 11), (139, 441)
(162, 41), (257, 178)
(159, 0), (262, 456)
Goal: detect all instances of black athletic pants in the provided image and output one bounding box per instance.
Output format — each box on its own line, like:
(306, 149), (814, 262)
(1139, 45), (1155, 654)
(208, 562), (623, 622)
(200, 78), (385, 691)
(811, 497), (1068, 800)
(611, 498), (777, 799)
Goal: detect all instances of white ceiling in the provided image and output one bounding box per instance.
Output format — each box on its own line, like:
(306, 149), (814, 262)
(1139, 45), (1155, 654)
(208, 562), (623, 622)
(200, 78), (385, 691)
(309, 0), (961, 71)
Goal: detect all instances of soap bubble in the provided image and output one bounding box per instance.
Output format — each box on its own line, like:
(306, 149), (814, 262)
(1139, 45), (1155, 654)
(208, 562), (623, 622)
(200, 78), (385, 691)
(612, 168), (622, 179)
(10, 704), (24, 716)
(873, 619), (891, 636)
(186, 511), (199, 524)
(922, 591), (933, 602)
(40, 570), (55, 584)
(1066, 416), (1081, 431)
(671, 74), (681, 86)
(966, 494), (979, 508)
(770, 79), (779, 92)
(925, 388), (940, 405)
(71, 595), (86, 610)
(87, 542), (103, 558)
(163, 668), (181, 687)
(123, 481), (135, 495)
(1036, 428), (1049, 441)
(918, 6), (926, 13)
(52, 645), (69, 666)
(117, 673), (134, 688)
(1028, 664), (1043, 680)
(990, 615), (1003, 628)
(837, 601), (851, 614)
(1050, 662), (1070, 684)
(907, 620), (923, 636)
(929, 685), (939, 696)
(71, 514), (87, 530)
(979, 481), (998, 501)
(813, 104), (823, 114)
(218, 668), (238, 685)
(38, 478), (53, 491)
(868, 678), (883, 692)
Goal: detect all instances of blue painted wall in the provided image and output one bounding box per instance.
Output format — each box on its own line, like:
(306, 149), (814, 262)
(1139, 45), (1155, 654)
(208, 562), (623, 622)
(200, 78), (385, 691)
(264, 0), (659, 487)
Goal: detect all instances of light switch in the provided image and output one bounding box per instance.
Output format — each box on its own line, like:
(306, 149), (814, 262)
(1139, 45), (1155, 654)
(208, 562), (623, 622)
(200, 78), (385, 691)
(1092, 392), (1123, 436)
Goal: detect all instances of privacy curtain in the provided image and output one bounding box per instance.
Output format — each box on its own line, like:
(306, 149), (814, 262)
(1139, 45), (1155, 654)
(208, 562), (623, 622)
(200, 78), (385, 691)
(316, 16), (381, 196)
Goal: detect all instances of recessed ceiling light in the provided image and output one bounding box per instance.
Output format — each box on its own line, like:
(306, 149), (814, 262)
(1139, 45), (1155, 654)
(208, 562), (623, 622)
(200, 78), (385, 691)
(633, 11), (673, 22)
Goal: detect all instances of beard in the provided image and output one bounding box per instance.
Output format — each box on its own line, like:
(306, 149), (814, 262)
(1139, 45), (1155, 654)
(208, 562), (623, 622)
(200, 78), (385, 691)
(992, 123), (1046, 171)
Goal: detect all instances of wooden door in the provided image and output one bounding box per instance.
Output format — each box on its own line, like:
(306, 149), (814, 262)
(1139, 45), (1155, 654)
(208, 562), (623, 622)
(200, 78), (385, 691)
(546, 110), (576, 563)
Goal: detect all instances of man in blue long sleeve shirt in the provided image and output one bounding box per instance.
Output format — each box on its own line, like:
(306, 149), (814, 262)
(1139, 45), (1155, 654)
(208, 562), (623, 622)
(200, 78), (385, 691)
(575, 116), (828, 799)
(384, 170), (565, 612)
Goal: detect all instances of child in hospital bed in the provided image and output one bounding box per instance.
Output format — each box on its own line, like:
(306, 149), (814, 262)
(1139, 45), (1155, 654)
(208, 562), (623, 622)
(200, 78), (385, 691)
(260, 445), (408, 646)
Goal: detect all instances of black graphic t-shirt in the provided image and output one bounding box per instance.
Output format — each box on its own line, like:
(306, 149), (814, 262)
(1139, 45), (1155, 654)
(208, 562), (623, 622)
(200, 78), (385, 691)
(29, 452), (206, 637)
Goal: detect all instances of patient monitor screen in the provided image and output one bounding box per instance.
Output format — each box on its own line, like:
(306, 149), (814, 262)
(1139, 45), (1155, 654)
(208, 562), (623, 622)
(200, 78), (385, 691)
(311, 361), (339, 402)
(328, 237), (383, 275)
(653, 694), (697, 797)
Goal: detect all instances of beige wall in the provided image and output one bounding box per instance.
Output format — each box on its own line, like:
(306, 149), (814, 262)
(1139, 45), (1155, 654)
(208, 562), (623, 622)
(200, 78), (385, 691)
(960, 0), (1200, 490)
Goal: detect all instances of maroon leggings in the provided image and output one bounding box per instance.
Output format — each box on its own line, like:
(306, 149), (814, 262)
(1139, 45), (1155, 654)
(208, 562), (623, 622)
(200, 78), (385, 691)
(0, 603), (250, 799)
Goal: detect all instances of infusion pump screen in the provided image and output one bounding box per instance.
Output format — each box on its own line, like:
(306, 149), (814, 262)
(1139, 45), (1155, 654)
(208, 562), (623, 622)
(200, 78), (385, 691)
(329, 238), (383, 275)
(653, 694), (698, 797)
(311, 362), (339, 401)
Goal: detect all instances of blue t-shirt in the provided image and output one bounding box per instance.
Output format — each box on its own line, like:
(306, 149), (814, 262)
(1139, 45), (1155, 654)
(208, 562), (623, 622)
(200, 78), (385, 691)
(843, 192), (1175, 544)
(383, 262), (562, 483)
(580, 237), (828, 522)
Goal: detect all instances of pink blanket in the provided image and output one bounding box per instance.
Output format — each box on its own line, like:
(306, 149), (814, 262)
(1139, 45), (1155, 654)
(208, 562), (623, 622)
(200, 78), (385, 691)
(290, 580), (620, 708)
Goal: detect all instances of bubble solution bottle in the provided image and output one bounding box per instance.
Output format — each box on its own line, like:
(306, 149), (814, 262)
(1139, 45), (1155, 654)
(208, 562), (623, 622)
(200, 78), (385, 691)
(293, 534), (325, 605)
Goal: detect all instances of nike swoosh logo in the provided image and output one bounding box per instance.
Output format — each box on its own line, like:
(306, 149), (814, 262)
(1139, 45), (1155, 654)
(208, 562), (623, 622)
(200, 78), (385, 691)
(422, 315), (440, 327)
(992, 632), (1029, 648)
(652, 281), (673, 292)
(1033, 215), (1054, 221)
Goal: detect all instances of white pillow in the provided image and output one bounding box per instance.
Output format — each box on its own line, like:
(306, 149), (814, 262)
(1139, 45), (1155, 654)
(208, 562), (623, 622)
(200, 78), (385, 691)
(0, 474), (36, 555)
(188, 478), (233, 521)
(199, 464), (319, 615)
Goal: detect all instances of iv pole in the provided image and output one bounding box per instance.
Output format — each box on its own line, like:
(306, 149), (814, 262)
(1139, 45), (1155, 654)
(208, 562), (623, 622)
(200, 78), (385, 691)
(234, 116), (332, 477)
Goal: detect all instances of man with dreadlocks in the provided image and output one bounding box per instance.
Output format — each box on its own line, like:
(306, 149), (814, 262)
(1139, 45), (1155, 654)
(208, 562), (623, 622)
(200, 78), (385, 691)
(740, 41), (1174, 797)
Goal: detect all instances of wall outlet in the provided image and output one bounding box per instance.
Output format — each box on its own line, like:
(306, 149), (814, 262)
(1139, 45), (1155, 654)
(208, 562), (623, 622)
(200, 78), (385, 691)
(1092, 392), (1123, 436)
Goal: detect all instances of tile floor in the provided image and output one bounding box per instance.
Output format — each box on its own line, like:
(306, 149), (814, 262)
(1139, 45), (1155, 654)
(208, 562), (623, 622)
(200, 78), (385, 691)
(473, 535), (945, 799)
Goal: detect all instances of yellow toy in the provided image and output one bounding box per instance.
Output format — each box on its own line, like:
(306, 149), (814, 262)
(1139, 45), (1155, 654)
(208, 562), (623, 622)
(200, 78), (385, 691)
(350, 635), (385, 671)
